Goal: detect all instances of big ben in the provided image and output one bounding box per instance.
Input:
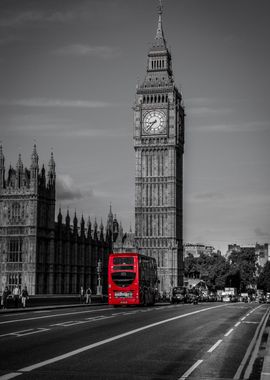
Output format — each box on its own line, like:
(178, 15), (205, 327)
(133, 2), (185, 294)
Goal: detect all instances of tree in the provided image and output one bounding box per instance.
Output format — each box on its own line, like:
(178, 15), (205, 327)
(257, 262), (270, 292)
(184, 252), (229, 290)
(227, 248), (257, 292)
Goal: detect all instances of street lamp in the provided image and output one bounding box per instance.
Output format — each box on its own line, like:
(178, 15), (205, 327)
(97, 259), (102, 296)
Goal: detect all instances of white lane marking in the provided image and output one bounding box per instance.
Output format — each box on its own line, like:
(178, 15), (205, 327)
(224, 328), (234, 337)
(241, 316), (246, 321)
(50, 315), (116, 327)
(0, 329), (33, 338)
(0, 304), (225, 379)
(0, 373), (21, 379)
(50, 321), (84, 327)
(235, 321), (241, 327)
(15, 328), (50, 337)
(0, 328), (50, 338)
(243, 321), (259, 324)
(207, 339), (222, 353)
(178, 359), (204, 379)
(33, 310), (53, 314)
(0, 307), (110, 325)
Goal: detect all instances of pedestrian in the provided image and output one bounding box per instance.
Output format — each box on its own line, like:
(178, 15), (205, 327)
(2, 286), (10, 309)
(13, 284), (20, 308)
(80, 286), (85, 303)
(21, 286), (29, 308)
(85, 287), (92, 304)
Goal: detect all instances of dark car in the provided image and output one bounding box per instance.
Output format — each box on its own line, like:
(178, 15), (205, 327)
(171, 286), (187, 304)
(230, 295), (238, 303)
(187, 292), (199, 304)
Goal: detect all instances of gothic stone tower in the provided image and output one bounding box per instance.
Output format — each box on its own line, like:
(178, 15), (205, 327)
(0, 145), (56, 295)
(133, 4), (185, 294)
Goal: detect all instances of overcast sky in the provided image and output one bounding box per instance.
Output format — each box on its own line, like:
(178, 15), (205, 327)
(1, 0), (270, 254)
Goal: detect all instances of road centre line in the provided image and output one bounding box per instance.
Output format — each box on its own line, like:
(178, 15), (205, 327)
(235, 321), (241, 327)
(225, 328), (234, 337)
(0, 304), (225, 380)
(0, 307), (110, 325)
(207, 339), (222, 353)
(178, 359), (204, 380)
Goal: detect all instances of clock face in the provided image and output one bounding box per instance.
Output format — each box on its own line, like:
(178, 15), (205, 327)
(143, 111), (166, 134)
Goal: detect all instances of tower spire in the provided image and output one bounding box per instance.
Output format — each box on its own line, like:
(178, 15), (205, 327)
(153, 0), (166, 49)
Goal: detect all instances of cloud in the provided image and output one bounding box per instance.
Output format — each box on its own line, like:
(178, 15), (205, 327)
(56, 174), (92, 202)
(186, 97), (233, 117)
(56, 174), (82, 201)
(0, 10), (75, 28)
(254, 228), (270, 238)
(193, 192), (225, 201)
(53, 44), (121, 59)
(190, 121), (270, 133)
(0, 98), (114, 108)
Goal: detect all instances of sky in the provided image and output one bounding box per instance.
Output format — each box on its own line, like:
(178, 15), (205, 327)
(1, 0), (270, 255)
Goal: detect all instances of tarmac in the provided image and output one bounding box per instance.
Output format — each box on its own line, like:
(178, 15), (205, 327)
(0, 301), (269, 380)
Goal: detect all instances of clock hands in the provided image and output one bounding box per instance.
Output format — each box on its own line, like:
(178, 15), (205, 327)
(146, 119), (157, 131)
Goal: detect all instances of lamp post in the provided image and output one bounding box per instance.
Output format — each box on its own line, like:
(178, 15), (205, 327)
(97, 259), (102, 296)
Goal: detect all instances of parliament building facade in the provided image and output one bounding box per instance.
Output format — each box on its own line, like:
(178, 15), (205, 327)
(0, 145), (117, 295)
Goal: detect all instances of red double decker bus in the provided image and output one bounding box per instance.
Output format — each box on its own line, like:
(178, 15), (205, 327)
(108, 252), (159, 306)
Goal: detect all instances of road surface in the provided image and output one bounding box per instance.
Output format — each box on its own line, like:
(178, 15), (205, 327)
(0, 302), (268, 379)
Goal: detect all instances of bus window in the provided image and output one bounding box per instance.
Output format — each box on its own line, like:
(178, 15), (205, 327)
(111, 272), (136, 287)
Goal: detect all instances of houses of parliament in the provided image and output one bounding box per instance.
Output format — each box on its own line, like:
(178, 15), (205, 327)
(0, 2), (185, 295)
(0, 145), (120, 295)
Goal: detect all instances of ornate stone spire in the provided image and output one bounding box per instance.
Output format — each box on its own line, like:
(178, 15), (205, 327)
(30, 144), (39, 190)
(31, 144), (39, 168)
(87, 216), (92, 239)
(154, 0), (166, 49)
(0, 144), (5, 189)
(0, 144), (4, 167)
(47, 151), (56, 185)
(16, 153), (23, 188)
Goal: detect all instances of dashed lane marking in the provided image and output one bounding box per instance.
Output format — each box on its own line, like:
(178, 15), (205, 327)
(178, 359), (204, 380)
(207, 339), (222, 353)
(225, 328), (234, 337)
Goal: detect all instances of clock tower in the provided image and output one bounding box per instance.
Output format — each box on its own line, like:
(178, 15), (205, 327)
(133, 2), (185, 294)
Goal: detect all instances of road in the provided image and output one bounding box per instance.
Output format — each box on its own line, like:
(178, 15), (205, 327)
(0, 302), (269, 379)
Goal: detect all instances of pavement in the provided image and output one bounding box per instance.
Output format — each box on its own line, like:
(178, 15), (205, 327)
(0, 301), (269, 380)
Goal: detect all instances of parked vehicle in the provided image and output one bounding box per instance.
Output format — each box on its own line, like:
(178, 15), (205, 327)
(222, 295), (231, 302)
(230, 295), (238, 303)
(187, 292), (199, 304)
(171, 286), (188, 304)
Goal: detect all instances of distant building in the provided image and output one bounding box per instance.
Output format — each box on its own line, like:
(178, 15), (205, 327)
(226, 243), (269, 269)
(113, 224), (136, 254)
(184, 243), (217, 258)
(0, 145), (117, 295)
(255, 243), (269, 268)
